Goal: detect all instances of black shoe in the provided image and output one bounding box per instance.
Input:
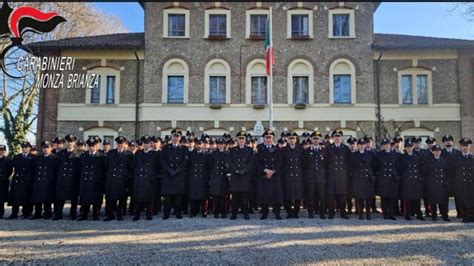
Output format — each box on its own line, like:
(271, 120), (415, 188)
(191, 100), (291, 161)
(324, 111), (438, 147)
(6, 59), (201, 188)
(30, 214), (42, 220)
(366, 214), (371, 220)
(230, 214), (237, 220)
(176, 214), (183, 219)
(416, 215), (425, 221)
(43, 213), (52, 220)
(163, 215), (170, 220)
(78, 215), (88, 221)
(405, 216), (411, 221)
(104, 216), (114, 222)
(214, 213), (219, 219)
(389, 216), (397, 220)
(260, 214), (268, 220)
(373, 209), (381, 214)
(308, 213), (314, 219)
(442, 216), (451, 222)
(244, 214), (250, 220)
(286, 213), (293, 219)
(320, 214), (327, 220)
(341, 214), (349, 219)
(221, 214), (226, 219)
(328, 214), (334, 219)
(132, 216), (140, 221)
(359, 215), (364, 220)
(93, 215), (99, 221)
(293, 214), (299, 219)
(275, 214), (282, 220)
(117, 214), (124, 221)
(201, 213), (207, 218)
(7, 214), (18, 219)
(146, 214), (153, 220)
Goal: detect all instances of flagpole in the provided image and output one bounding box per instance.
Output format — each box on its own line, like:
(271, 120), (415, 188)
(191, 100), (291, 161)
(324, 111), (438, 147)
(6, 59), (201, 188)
(268, 6), (273, 130)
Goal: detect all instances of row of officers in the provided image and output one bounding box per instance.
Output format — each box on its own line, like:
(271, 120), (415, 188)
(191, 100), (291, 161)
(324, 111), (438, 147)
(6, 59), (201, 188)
(0, 128), (473, 223)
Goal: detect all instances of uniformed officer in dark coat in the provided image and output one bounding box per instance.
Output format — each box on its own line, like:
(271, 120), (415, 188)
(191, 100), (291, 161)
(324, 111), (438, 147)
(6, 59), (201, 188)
(228, 131), (254, 220)
(421, 137), (437, 217)
(54, 134), (82, 220)
(104, 136), (134, 221)
(374, 138), (400, 220)
(8, 141), (35, 219)
(325, 129), (351, 219)
(397, 138), (425, 221)
(187, 139), (209, 217)
(52, 137), (65, 154)
(455, 137), (474, 223)
(256, 129), (283, 220)
(132, 135), (160, 221)
(351, 138), (376, 220)
(30, 140), (59, 219)
(281, 131), (304, 219)
(302, 130), (327, 219)
(346, 136), (357, 215)
(152, 136), (163, 216)
(441, 134), (462, 218)
(0, 145), (12, 218)
(422, 144), (450, 221)
(78, 136), (106, 221)
(161, 128), (188, 220)
(209, 138), (229, 218)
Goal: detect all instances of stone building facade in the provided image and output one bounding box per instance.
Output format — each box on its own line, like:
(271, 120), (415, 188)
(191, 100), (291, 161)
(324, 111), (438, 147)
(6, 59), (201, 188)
(31, 2), (474, 147)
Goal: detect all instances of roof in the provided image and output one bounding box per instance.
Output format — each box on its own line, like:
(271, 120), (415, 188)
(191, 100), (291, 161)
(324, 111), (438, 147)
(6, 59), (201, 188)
(28, 32), (144, 51)
(27, 32), (474, 52)
(373, 33), (474, 50)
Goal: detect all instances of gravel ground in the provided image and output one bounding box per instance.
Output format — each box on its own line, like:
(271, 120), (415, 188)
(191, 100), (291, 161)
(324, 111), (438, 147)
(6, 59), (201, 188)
(0, 205), (472, 265)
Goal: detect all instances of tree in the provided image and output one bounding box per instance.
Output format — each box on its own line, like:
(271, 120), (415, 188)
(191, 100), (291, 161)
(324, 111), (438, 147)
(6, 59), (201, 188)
(0, 2), (128, 154)
(450, 3), (474, 22)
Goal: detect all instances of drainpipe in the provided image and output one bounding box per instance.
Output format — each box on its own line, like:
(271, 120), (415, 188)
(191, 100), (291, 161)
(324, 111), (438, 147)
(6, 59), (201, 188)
(375, 47), (384, 148)
(134, 50), (140, 139)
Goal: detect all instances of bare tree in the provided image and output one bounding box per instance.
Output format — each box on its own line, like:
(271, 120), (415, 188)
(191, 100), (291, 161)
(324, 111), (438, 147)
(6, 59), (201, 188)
(0, 2), (128, 153)
(449, 3), (474, 22)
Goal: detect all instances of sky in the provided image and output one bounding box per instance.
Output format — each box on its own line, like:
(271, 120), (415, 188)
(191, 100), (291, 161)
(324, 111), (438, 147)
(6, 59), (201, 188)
(92, 2), (474, 39)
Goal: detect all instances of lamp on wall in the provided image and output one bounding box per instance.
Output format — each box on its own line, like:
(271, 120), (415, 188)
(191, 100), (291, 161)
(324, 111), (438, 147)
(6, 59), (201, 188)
(156, 127), (161, 131)
(78, 127), (84, 132)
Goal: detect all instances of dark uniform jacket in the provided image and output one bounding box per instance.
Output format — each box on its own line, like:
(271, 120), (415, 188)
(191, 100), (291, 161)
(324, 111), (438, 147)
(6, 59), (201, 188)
(56, 149), (81, 201)
(209, 150), (229, 196)
(255, 144), (283, 205)
(31, 153), (59, 204)
(302, 145), (326, 185)
(133, 149), (160, 202)
(351, 151), (376, 199)
(105, 149), (134, 201)
(325, 143), (352, 196)
(9, 153), (35, 205)
(454, 153), (474, 207)
(228, 146), (254, 193)
(78, 151), (106, 205)
(281, 145), (304, 201)
(161, 144), (188, 195)
(374, 150), (400, 198)
(0, 156), (13, 203)
(397, 153), (423, 200)
(441, 148), (462, 197)
(187, 150), (209, 201)
(422, 155), (449, 204)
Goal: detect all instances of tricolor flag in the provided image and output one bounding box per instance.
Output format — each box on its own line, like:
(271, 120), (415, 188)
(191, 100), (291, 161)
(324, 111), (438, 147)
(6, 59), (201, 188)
(264, 11), (274, 76)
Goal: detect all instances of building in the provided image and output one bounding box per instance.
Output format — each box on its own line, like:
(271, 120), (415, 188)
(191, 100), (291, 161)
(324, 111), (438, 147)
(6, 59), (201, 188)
(30, 2), (474, 147)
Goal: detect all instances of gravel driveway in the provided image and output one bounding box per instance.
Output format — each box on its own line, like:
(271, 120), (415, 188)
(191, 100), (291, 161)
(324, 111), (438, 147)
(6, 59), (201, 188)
(0, 206), (472, 264)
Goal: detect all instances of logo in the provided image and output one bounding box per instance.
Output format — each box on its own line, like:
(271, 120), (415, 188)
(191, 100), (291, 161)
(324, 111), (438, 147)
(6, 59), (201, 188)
(0, 1), (66, 78)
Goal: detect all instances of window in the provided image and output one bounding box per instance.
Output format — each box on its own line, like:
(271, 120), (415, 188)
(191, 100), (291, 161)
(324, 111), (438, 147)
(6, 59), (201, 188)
(209, 77), (226, 104)
(246, 59), (268, 104)
(333, 75), (351, 104)
(328, 8), (356, 38)
(291, 14), (309, 37)
(332, 14), (349, 37)
(287, 9), (313, 38)
(293, 77), (309, 104)
(204, 59), (231, 104)
(204, 9), (231, 39)
(91, 75), (101, 104)
(251, 77), (267, 104)
(168, 14), (186, 37)
(329, 58), (356, 104)
(167, 76), (184, 104)
(250, 14), (267, 37)
(287, 59), (314, 105)
(209, 15), (227, 37)
(162, 58), (189, 104)
(398, 68), (432, 105)
(163, 8), (190, 38)
(246, 9), (269, 39)
(106, 76), (115, 104)
(86, 67), (120, 105)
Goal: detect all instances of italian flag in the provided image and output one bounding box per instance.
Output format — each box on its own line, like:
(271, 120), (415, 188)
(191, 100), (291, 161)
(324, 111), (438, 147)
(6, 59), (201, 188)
(265, 14), (274, 76)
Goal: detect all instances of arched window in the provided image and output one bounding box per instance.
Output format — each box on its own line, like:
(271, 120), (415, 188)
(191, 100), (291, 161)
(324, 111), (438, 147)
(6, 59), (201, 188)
(246, 59), (267, 105)
(288, 59), (314, 104)
(401, 127), (434, 149)
(83, 127), (118, 149)
(398, 67), (432, 105)
(162, 58), (189, 104)
(204, 59), (231, 104)
(329, 58), (356, 104)
(86, 67), (121, 105)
